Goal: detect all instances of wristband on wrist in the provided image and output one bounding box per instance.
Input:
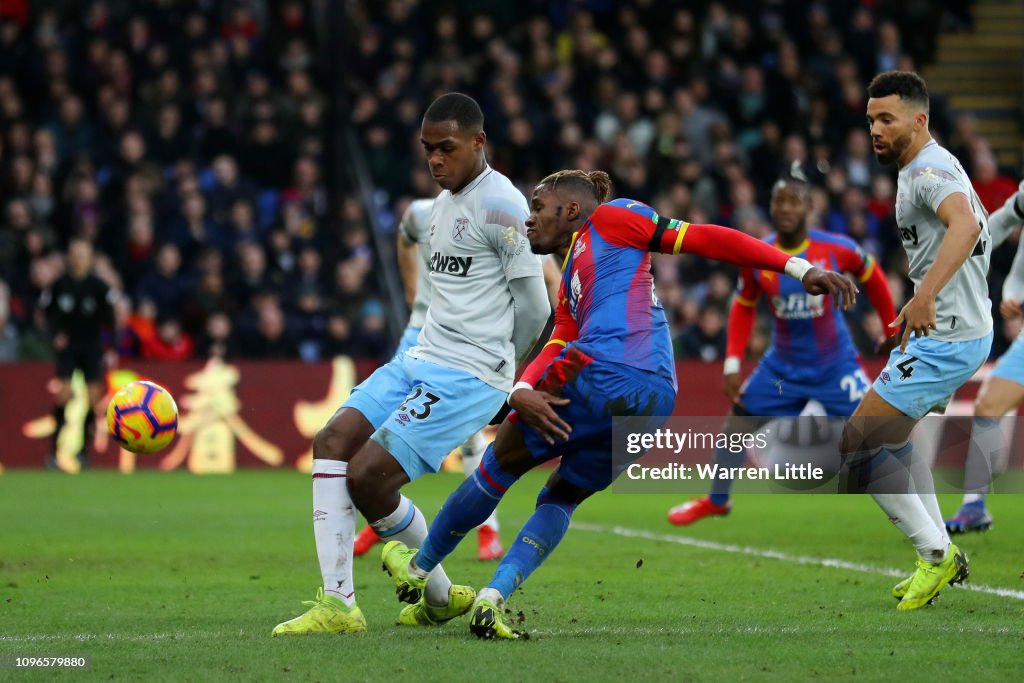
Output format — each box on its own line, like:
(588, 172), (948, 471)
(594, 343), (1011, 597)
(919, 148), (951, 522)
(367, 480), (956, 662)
(784, 256), (814, 281)
(723, 357), (741, 375)
(508, 381), (533, 403)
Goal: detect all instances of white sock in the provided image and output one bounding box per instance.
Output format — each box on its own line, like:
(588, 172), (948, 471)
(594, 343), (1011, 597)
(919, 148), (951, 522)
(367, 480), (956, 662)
(477, 586), (505, 607)
(962, 492), (986, 504)
(895, 442), (951, 548)
(312, 459), (355, 606)
(871, 493), (948, 563)
(371, 495), (453, 606)
(916, 492), (951, 547)
(461, 432), (499, 531)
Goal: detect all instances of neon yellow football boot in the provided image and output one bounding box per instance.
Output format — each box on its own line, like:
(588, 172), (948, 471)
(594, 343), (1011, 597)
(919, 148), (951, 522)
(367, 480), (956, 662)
(468, 597), (527, 640)
(271, 588), (367, 636)
(896, 543), (969, 611)
(397, 585), (477, 626)
(891, 574), (913, 599)
(381, 540), (427, 604)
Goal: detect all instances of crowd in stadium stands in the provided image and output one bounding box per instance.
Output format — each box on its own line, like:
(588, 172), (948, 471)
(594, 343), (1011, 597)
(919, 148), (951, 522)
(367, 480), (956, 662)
(0, 0), (391, 363)
(0, 0), (1019, 368)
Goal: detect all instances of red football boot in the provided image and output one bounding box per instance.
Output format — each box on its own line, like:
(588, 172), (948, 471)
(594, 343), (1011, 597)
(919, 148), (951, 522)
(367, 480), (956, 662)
(477, 524), (504, 561)
(667, 497), (731, 526)
(353, 525), (381, 557)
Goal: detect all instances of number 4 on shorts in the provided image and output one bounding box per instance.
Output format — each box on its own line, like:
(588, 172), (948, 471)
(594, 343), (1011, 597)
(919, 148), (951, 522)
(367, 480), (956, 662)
(896, 356), (918, 381)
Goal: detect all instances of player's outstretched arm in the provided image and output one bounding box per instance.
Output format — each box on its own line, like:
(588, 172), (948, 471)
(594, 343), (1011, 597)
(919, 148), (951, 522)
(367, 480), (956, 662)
(672, 222), (858, 309)
(595, 202), (858, 309)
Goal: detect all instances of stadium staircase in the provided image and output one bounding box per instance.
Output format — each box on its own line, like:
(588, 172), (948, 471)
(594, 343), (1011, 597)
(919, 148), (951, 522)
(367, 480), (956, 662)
(923, 0), (1024, 171)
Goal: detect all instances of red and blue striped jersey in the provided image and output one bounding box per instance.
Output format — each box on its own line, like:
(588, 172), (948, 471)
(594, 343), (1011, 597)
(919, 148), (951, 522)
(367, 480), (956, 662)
(559, 199), (680, 388)
(735, 230), (876, 367)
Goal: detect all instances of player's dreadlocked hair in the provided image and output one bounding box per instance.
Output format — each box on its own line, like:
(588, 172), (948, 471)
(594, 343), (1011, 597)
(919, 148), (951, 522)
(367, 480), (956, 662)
(539, 170), (613, 204)
(867, 71), (929, 113)
(423, 92), (484, 132)
(771, 161), (810, 199)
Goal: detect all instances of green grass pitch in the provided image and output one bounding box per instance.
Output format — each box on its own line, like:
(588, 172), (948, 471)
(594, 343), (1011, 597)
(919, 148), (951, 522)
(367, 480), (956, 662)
(2, 470), (1022, 681)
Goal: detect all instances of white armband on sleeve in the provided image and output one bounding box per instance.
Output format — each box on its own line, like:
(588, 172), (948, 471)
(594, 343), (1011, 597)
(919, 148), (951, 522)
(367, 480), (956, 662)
(784, 257), (814, 282)
(508, 381), (533, 403)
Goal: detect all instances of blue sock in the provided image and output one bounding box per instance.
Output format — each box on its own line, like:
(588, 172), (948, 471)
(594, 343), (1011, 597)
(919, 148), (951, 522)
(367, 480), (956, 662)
(487, 487), (577, 600)
(709, 444), (746, 506)
(415, 443), (518, 572)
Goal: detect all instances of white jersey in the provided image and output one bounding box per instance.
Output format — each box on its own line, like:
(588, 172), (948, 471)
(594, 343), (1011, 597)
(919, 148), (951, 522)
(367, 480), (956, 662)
(995, 191), (1024, 338)
(407, 166), (541, 391)
(895, 140), (992, 341)
(989, 185), (1024, 250)
(398, 198), (434, 330)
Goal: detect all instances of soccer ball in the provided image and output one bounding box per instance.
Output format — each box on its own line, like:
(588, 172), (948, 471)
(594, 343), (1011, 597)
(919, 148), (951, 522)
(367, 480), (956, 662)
(106, 380), (179, 454)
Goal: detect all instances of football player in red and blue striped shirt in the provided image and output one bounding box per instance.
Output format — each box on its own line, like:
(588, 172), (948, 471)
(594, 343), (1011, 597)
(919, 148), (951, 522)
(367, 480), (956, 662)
(379, 169), (858, 638)
(669, 167), (897, 525)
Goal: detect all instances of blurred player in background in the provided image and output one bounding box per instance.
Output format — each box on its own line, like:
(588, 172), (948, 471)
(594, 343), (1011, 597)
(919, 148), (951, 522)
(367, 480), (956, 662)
(841, 71), (991, 610)
(39, 237), (115, 470)
(273, 93), (550, 636)
(380, 169), (857, 639)
(352, 198), (561, 561)
(668, 164), (897, 525)
(945, 181), (1024, 534)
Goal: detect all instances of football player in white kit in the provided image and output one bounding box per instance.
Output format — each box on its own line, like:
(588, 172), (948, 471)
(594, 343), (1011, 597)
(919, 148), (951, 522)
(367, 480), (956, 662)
(273, 93), (550, 635)
(841, 71), (992, 610)
(945, 181), (1024, 534)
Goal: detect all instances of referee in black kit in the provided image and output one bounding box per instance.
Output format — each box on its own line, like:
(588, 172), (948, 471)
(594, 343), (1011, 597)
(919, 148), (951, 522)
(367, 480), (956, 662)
(39, 237), (115, 470)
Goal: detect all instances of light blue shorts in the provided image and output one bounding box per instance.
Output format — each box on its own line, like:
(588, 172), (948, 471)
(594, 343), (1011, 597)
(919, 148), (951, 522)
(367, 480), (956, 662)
(873, 332), (993, 418)
(342, 353), (506, 481)
(990, 335), (1024, 386)
(392, 326), (421, 360)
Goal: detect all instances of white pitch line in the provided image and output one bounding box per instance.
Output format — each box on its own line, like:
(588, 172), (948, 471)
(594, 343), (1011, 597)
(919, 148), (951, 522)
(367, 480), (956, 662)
(534, 623), (1021, 637)
(572, 522), (1024, 601)
(0, 631), (229, 643)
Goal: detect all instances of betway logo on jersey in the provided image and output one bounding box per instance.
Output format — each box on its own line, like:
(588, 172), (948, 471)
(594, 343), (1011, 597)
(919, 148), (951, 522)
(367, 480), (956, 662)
(771, 293), (825, 320)
(429, 252), (473, 277)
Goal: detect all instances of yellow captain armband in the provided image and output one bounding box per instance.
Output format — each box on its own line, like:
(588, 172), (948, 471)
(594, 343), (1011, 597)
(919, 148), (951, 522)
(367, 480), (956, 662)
(735, 294), (758, 307)
(858, 259), (876, 283)
(671, 221), (691, 254)
(544, 339), (568, 349)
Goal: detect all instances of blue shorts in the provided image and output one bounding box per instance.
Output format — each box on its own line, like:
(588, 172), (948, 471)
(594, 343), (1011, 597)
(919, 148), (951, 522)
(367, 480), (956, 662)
(392, 326), (421, 360)
(516, 347), (676, 492)
(740, 352), (871, 417)
(343, 353), (506, 481)
(873, 332), (993, 418)
(990, 335), (1024, 386)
